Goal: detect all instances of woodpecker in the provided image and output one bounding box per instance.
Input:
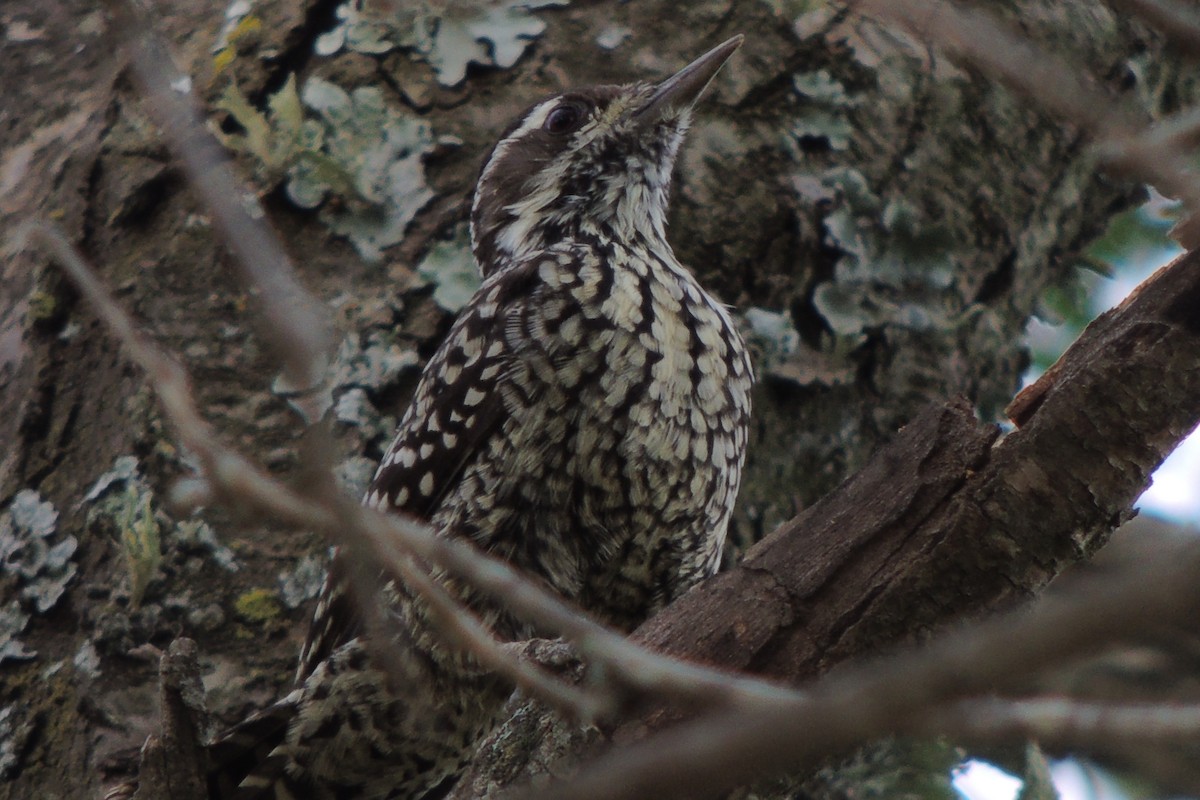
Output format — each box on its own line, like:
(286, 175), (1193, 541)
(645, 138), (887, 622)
(212, 35), (753, 799)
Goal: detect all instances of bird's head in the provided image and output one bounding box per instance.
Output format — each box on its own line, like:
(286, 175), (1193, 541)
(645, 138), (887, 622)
(470, 36), (743, 275)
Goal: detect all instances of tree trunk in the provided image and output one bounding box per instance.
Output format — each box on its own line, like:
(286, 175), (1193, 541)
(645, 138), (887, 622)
(0, 1), (1191, 798)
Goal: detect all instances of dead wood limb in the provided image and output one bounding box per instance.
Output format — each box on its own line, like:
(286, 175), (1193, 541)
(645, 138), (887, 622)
(129, 639), (210, 800)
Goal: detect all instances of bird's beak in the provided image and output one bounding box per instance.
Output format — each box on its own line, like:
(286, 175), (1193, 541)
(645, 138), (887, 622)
(633, 35), (743, 124)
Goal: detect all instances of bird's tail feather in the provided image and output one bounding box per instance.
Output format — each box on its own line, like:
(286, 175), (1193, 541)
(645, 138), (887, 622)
(207, 690), (303, 800)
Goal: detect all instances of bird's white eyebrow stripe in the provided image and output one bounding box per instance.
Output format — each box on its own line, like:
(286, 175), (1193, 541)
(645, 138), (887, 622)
(508, 99), (559, 143)
(475, 99), (559, 197)
(472, 99), (556, 191)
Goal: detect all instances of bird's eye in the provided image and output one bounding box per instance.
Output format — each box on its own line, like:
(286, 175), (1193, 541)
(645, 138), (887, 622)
(544, 103), (584, 134)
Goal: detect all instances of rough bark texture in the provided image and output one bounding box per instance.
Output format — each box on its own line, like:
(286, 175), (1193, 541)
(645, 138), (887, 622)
(129, 639), (210, 800)
(1, 1), (1195, 798)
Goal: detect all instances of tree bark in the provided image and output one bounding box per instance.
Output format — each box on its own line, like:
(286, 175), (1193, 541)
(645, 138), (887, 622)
(0, 1), (1194, 798)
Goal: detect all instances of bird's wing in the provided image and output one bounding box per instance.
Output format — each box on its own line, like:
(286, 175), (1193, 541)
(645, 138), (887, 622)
(295, 257), (545, 682)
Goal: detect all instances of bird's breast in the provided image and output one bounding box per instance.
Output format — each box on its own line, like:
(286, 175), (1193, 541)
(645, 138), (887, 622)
(448, 242), (752, 627)
(534, 246), (752, 616)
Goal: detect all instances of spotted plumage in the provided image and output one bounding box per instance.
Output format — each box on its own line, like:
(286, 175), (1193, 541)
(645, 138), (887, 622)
(211, 36), (752, 800)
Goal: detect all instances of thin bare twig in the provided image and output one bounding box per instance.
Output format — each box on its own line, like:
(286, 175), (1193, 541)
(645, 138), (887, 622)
(333, 494), (608, 720)
(35, 216), (1200, 799)
(925, 697), (1200, 748)
(300, 421), (605, 718)
(341, 479), (800, 714)
(531, 543), (1200, 800)
(27, 220), (799, 723)
(26, 220), (600, 719)
(100, 0), (332, 400)
(1130, 106), (1200, 154)
(1107, 0), (1200, 53)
